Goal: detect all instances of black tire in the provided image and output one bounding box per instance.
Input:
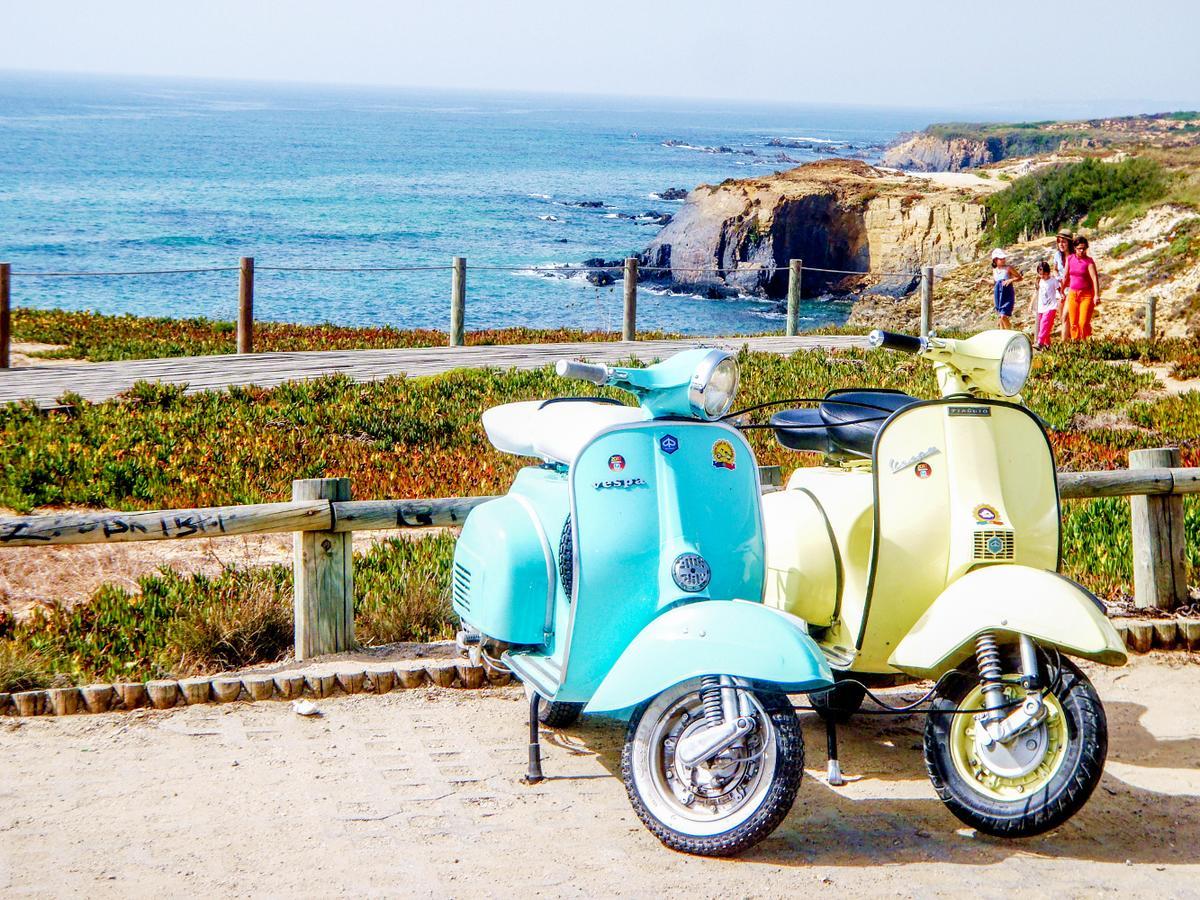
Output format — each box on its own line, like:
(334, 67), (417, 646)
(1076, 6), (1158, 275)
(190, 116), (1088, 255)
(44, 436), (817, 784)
(924, 654), (1107, 838)
(622, 683), (804, 857)
(538, 700), (583, 728)
(811, 679), (866, 724)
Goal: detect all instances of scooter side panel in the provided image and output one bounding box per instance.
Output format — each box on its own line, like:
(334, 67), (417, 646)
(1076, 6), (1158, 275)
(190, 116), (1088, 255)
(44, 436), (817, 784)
(888, 565), (1128, 677)
(584, 600), (834, 714)
(452, 467), (568, 648)
(556, 421), (765, 703)
(781, 466), (875, 656)
(761, 488), (839, 627)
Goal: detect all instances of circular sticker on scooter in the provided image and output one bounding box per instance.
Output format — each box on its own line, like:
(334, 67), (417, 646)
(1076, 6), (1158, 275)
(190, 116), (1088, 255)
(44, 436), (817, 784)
(974, 504), (1004, 526)
(711, 439), (736, 470)
(914, 462), (932, 479)
(608, 454), (626, 471)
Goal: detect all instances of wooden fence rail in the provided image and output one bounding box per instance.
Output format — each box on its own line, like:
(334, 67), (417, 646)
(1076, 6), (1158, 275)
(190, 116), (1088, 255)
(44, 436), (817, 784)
(2, 461), (1196, 657)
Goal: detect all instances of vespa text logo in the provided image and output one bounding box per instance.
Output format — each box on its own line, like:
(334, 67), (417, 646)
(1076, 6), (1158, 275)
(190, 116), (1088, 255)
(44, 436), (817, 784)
(889, 446), (940, 475)
(593, 477), (648, 490)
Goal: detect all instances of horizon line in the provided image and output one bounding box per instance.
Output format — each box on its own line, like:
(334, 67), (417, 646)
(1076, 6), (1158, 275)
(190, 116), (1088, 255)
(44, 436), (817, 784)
(0, 66), (1192, 124)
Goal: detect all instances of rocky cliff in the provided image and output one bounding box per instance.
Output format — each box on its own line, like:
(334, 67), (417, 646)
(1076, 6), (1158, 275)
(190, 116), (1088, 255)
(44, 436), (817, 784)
(883, 113), (1200, 172)
(881, 134), (998, 172)
(639, 160), (987, 298)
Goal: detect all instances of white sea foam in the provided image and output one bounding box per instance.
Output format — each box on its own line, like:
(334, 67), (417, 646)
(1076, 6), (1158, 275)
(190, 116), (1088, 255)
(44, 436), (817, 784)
(777, 136), (841, 144)
(538, 214), (563, 222)
(527, 193), (551, 199)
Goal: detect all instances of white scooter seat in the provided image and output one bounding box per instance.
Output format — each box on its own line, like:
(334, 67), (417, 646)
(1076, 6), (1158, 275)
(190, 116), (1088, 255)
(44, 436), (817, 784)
(482, 400), (645, 464)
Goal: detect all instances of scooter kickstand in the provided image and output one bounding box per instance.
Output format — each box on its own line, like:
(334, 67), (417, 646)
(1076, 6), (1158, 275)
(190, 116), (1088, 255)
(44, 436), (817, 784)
(825, 717), (847, 787)
(523, 692), (545, 785)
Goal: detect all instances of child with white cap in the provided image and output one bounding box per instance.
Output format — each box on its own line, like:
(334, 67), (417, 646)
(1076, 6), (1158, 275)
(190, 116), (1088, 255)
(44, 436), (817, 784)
(990, 247), (1022, 330)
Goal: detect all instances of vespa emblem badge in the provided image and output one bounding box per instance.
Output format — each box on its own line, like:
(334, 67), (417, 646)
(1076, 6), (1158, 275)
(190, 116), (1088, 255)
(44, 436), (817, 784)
(889, 445), (940, 474)
(671, 553), (711, 593)
(659, 434), (679, 455)
(608, 454), (626, 471)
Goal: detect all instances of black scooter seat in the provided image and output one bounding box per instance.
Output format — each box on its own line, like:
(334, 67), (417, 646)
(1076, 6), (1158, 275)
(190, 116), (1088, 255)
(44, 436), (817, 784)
(771, 390), (919, 457)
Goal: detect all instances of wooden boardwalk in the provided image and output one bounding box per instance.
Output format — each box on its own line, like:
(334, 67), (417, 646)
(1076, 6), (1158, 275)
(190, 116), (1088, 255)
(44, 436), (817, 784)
(0, 335), (867, 408)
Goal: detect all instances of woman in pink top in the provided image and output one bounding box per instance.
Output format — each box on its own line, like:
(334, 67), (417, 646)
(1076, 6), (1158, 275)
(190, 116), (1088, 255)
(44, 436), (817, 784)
(1063, 236), (1100, 340)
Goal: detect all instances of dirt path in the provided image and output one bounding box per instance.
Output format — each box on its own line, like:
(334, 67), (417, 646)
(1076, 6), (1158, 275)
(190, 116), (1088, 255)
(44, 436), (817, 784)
(1, 655), (1197, 898)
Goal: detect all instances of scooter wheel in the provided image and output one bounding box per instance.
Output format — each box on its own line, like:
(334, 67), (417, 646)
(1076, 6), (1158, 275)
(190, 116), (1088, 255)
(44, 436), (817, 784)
(538, 700), (583, 728)
(924, 654), (1107, 838)
(621, 679), (803, 857)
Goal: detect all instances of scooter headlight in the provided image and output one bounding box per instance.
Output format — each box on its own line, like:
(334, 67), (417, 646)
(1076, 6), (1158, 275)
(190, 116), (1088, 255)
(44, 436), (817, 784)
(688, 351), (740, 420)
(998, 333), (1032, 396)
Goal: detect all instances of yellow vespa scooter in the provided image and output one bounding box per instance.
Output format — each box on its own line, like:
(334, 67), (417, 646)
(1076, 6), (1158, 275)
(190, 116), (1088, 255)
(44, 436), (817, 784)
(758, 328), (1127, 838)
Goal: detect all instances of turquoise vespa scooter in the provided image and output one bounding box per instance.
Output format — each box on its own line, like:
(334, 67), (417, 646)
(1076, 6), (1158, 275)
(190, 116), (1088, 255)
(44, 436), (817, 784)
(452, 349), (833, 856)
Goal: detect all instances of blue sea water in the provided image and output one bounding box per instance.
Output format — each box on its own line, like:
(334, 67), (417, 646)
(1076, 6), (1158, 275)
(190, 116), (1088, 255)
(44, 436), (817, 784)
(0, 73), (935, 335)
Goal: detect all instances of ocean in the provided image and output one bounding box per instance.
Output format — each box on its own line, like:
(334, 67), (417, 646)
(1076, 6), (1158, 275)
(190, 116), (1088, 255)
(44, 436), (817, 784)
(0, 73), (935, 335)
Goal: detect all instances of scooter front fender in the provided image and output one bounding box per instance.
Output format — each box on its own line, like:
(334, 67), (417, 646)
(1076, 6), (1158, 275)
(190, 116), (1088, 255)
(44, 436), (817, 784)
(583, 600), (833, 715)
(888, 565), (1128, 678)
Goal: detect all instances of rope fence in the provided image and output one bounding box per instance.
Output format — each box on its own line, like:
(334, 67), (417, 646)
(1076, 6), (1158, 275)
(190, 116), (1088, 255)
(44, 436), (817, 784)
(0, 253), (1163, 367)
(8, 262), (923, 278)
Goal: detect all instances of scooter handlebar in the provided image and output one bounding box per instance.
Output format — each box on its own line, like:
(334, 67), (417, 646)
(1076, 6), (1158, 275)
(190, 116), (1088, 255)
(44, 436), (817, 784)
(867, 329), (927, 355)
(555, 359), (611, 385)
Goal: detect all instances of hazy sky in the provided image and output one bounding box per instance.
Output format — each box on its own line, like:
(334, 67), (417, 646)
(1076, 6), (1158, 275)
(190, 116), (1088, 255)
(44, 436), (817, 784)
(4, 0), (1198, 115)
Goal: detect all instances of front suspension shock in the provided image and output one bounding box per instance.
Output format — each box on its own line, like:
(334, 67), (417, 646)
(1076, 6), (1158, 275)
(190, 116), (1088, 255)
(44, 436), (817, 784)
(699, 675), (724, 728)
(975, 631), (1008, 723)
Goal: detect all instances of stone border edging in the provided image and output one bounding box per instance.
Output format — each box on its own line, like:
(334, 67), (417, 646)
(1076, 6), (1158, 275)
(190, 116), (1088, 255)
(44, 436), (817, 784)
(4, 619), (1197, 718)
(1112, 616), (1200, 653)
(0, 660), (508, 718)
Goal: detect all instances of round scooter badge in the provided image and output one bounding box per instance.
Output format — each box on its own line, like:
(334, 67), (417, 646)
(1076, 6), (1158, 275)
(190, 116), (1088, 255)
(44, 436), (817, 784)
(608, 454), (625, 471)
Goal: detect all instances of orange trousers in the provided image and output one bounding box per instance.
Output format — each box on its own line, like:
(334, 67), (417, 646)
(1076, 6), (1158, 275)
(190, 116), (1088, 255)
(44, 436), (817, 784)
(1064, 289), (1096, 340)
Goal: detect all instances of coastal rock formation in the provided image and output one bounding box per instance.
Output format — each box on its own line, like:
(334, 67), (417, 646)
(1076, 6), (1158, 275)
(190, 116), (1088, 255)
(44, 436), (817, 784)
(882, 134), (997, 172)
(639, 160), (987, 298)
(883, 113), (1200, 173)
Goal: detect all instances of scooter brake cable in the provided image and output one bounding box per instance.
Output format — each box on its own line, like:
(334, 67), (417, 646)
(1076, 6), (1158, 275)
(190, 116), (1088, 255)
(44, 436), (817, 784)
(796, 647), (1068, 717)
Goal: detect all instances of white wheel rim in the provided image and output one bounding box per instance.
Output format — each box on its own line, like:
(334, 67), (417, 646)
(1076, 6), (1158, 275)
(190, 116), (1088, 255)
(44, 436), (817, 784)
(630, 679), (778, 838)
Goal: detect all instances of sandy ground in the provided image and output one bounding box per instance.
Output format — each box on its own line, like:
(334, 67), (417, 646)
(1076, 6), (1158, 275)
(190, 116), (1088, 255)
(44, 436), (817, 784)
(1, 655), (1197, 898)
(5, 342), (82, 368)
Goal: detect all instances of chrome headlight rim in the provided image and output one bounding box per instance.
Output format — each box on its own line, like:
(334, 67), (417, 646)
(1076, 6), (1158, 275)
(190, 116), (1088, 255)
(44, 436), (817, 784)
(999, 333), (1033, 396)
(687, 350), (739, 420)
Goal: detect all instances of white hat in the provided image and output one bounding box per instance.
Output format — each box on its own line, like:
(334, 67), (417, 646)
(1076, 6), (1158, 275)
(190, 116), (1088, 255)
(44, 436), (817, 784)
(991, 248), (1008, 260)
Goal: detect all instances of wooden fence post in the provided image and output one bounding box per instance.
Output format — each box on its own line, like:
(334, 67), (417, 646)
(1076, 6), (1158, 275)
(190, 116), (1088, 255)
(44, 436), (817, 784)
(786, 259), (802, 337)
(238, 257), (254, 354)
(0, 263), (10, 369)
(293, 478), (354, 659)
(622, 257), (638, 341)
(1145, 295), (1157, 341)
(1129, 447), (1188, 610)
(920, 265), (934, 338)
(450, 256), (466, 347)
